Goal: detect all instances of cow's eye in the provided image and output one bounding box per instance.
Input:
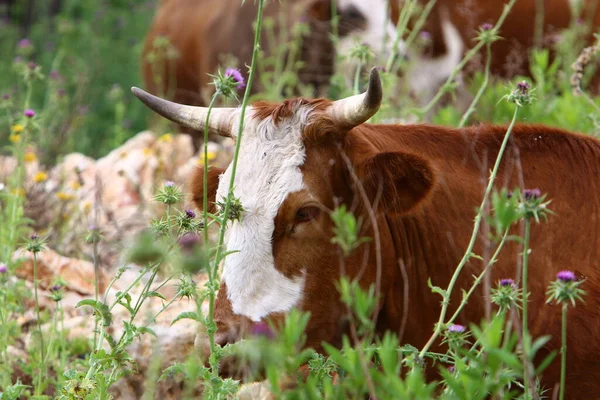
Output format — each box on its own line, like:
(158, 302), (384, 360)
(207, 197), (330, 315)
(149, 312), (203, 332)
(295, 206), (320, 224)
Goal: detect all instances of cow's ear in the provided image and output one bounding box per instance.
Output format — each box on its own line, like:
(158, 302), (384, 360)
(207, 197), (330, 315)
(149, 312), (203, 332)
(190, 166), (224, 214)
(307, 0), (331, 21)
(357, 152), (435, 215)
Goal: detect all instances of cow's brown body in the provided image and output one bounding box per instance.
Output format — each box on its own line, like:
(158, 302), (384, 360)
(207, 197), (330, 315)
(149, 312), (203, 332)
(202, 120), (600, 398)
(132, 69), (600, 398)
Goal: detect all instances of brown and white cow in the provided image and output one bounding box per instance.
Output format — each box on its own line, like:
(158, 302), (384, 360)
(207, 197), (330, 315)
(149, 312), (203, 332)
(132, 68), (600, 397)
(140, 0), (404, 105)
(140, 0), (406, 145)
(398, 0), (600, 99)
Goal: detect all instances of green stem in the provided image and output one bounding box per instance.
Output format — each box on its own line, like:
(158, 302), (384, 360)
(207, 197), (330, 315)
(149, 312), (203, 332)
(418, 105), (520, 359)
(447, 229), (509, 324)
(385, 0), (416, 73)
(458, 42), (492, 128)
(330, 1), (339, 49)
(534, 0), (545, 48)
(108, 266), (149, 312)
(203, 94), (219, 249)
(93, 234), (100, 348)
(142, 296), (179, 329)
(522, 218), (532, 396)
(403, 0), (439, 52)
(418, 0), (517, 115)
(24, 80), (33, 110)
(559, 303), (568, 400)
(208, 0), (267, 379)
(33, 252), (45, 395)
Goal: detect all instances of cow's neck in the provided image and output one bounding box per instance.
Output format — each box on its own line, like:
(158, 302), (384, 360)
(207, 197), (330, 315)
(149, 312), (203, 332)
(349, 123), (497, 347)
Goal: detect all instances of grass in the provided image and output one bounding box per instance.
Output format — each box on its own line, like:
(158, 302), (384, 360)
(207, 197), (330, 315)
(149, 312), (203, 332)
(0, 0), (597, 398)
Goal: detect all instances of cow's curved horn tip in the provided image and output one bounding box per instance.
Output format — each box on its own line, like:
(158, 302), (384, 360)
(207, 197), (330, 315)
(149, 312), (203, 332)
(367, 67), (383, 103)
(131, 86), (143, 96)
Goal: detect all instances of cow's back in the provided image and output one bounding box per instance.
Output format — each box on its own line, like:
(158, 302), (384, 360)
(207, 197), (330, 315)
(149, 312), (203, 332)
(411, 0), (596, 78)
(354, 123), (600, 398)
(141, 0), (247, 106)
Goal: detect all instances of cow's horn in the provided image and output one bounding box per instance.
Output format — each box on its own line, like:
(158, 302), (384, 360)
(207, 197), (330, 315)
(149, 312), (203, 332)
(328, 67), (383, 129)
(131, 87), (235, 138)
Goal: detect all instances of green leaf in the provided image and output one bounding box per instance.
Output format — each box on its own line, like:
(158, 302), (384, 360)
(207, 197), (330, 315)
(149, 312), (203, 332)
(146, 291), (166, 301)
(76, 299), (112, 326)
(428, 278), (447, 298)
(137, 326), (157, 337)
(535, 350), (557, 375)
(171, 311), (201, 326)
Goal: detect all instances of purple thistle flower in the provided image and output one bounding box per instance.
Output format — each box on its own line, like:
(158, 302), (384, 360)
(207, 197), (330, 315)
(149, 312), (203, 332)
(50, 70), (62, 80)
(178, 232), (200, 251)
(516, 80), (531, 94)
(224, 68), (246, 90)
(523, 188), (541, 200)
(419, 30), (431, 40)
(500, 278), (515, 287)
(557, 270), (576, 282)
(2, 94), (9, 100)
(164, 181), (175, 187)
(185, 209), (196, 219)
(24, 109), (36, 118)
(27, 61), (37, 70)
(50, 284), (61, 292)
(30, 233), (39, 240)
(249, 321), (275, 339)
(481, 23), (493, 31)
(18, 38), (31, 48)
(0, 263), (7, 273)
(448, 365), (455, 373)
(448, 324), (466, 333)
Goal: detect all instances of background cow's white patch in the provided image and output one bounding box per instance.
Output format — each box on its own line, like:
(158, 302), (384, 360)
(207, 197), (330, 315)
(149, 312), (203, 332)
(336, 0), (406, 84)
(216, 105), (314, 321)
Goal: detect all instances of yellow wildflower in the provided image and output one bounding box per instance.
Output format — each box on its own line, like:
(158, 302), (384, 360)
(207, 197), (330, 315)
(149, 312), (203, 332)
(11, 124), (24, 133)
(24, 152), (37, 163)
(142, 147), (153, 156)
(33, 171), (48, 183)
(70, 181), (82, 190)
(56, 191), (74, 201)
(158, 133), (173, 142)
(196, 151), (217, 165)
(9, 134), (21, 143)
(82, 201), (92, 214)
(11, 188), (25, 197)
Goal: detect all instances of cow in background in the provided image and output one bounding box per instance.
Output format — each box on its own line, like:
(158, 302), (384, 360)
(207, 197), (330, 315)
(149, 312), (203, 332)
(394, 0), (600, 100)
(132, 68), (600, 397)
(140, 0), (406, 146)
(141, 0), (332, 108)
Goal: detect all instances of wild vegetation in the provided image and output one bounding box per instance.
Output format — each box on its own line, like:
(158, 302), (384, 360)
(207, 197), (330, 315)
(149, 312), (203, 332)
(0, 0), (599, 399)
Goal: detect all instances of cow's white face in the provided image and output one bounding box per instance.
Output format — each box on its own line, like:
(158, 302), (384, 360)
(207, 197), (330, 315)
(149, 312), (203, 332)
(215, 105), (316, 321)
(337, 0), (406, 78)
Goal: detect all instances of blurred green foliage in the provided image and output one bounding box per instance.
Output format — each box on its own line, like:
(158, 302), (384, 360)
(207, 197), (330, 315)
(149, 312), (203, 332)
(0, 0), (156, 160)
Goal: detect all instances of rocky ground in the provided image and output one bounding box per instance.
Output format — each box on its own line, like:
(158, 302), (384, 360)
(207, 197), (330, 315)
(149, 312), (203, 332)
(2, 132), (272, 398)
